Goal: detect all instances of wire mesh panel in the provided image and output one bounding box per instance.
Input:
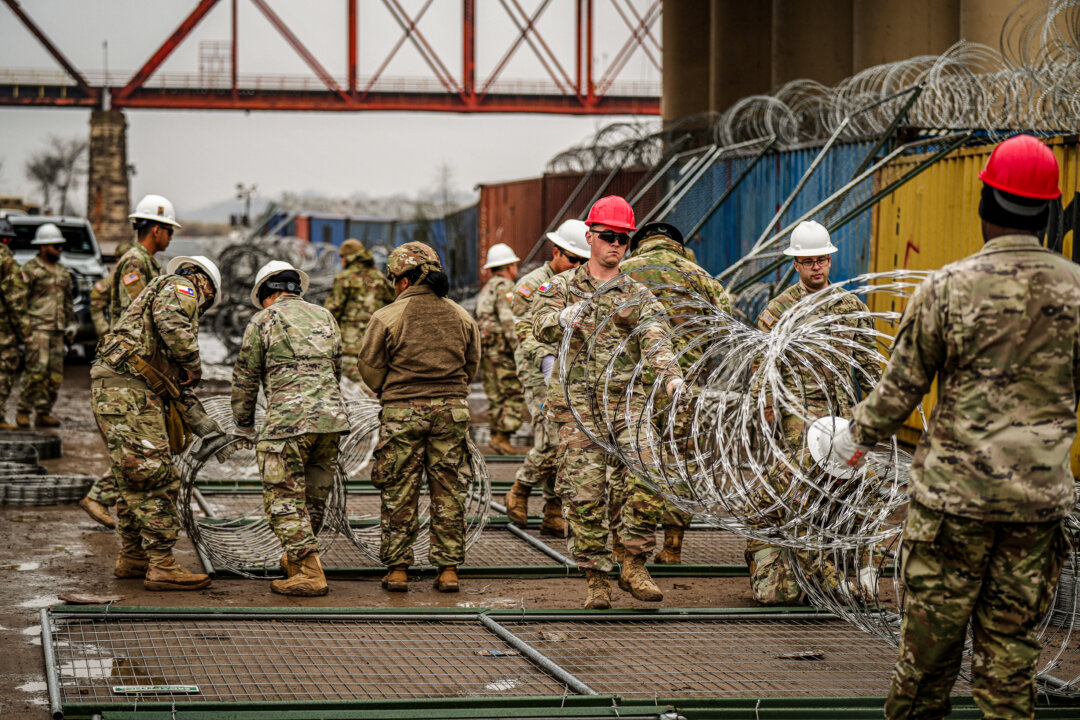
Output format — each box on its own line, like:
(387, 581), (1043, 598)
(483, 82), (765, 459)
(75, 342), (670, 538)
(525, 528), (748, 567)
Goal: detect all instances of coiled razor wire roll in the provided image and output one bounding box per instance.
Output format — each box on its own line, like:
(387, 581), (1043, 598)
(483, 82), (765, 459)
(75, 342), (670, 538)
(557, 268), (1079, 695)
(177, 394), (491, 574)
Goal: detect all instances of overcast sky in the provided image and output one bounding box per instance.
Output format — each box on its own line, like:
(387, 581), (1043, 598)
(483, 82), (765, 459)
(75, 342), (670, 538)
(0, 1), (660, 219)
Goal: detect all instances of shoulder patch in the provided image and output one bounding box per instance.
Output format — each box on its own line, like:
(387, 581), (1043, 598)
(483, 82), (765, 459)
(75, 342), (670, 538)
(123, 272), (140, 286)
(760, 309), (776, 327)
(505, 291), (514, 302)
(93, 280), (105, 292)
(537, 281), (554, 294)
(175, 283), (196, 298)
(516, 285), (533, 298)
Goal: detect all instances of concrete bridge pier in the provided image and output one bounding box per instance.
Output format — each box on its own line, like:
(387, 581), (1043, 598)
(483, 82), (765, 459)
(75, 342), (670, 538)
(86, 109), (130, 257)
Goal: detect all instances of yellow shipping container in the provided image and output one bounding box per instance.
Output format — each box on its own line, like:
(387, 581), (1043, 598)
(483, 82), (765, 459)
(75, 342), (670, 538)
(868, 135), (1080, 447)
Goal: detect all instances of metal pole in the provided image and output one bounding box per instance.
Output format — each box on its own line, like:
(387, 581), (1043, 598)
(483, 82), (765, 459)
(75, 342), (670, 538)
(40, 609), (64, 720)
(504, 523), (577, 567)
(477, 614), (598, 695)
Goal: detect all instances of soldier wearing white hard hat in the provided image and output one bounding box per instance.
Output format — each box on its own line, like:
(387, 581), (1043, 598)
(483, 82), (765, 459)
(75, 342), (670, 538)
(475, 242), (526, 455)
(107, 194), (181, 333)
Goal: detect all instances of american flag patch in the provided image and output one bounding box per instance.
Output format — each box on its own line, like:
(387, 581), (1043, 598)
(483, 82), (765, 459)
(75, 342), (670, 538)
(760, 310), (776, 327)
(516, 285), (533, 298)
(176, 284), (195, 298)
(122, 272), (140, 286)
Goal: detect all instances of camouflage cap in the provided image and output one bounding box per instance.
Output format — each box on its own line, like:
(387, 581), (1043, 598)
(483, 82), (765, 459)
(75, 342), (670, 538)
(339, 238), (372, 261)
(386, 241), (441, 278)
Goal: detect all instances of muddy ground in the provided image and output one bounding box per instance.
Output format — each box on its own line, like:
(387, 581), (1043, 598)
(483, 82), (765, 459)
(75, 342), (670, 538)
(0, 364), (765, 717)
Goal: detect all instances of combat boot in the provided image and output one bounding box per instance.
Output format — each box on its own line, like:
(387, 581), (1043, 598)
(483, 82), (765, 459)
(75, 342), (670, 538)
(381, 565), (408, 592)
(280, 552), (299, 578)
(654, 526), (684, 565)
(36, 414), (60, 428)
(489, 431), (515, 455)
(15, 412), (31, 428)
(503, 481), (531, 526)
(583, 569), (611, 609)
(271, 552), (328, 597)
(144, 553), (212, 591)
(618, 553), (663, 602)
(540, 497), (567, 537)
(0, 420), (17, 430)
(433, 566), (459, 593)
(611, 536), (625, 565)
(114, 539), (149, 579)
(79, 496), (116, 529)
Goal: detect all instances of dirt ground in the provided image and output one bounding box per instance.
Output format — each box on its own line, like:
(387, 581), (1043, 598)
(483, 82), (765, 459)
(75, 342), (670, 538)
(0, 364), (762, 718)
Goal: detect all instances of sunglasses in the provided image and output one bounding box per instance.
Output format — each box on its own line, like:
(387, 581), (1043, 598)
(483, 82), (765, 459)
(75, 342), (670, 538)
(564, 253), (585, 264)
(593, 230), (630, 246)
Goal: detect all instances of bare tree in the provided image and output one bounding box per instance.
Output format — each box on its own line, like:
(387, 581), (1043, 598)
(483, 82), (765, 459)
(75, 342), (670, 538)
(25, 151), (62, 213)
(24, 135), (88, 215)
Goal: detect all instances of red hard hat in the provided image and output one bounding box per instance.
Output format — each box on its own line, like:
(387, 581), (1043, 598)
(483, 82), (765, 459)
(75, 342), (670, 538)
(585, 196), (636, 233)
(978, 135), (1061, 200)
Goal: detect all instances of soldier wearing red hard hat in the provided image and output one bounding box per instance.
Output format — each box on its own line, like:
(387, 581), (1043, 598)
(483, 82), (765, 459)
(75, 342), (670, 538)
(824, 134), (1077, 718)
(531, 196), (682, 609)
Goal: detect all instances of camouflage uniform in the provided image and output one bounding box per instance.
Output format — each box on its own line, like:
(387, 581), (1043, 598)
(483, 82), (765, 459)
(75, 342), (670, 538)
(748, 280), (881, 604)
(621, 234), (732, 535)
(91, 273), (204, 561)
(17, 255), (74, 418)
(476, 274), (526, 435)
(850, 235), (1079, 720)
(509, 262), (559, 500)
(324, 244), (395, 384)
(232, 294), (351, 561)
(0, 243), (29, 419)
(532, 265), (679, 571)
(108, 242), (161, 326)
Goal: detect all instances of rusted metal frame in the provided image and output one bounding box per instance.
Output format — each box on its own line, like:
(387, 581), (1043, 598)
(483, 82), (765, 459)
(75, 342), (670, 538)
(348, 0), (357, 94)
(594, 0), (660, 97)
(231, 0), (238, 100)
(249, 0), (351, 103)
(480, 0), (568, 97)
(114, 0), (221, 103)
(383, 0), (460, 95)
(3, 0), (94, 98)
(585, 0), (595, 105)
(615, 0), (661, 55)
(462, 0), (476, 103)
(503, 0), (576, 92)
(575, 0), (583, 97)
(359, 0), (434, 99)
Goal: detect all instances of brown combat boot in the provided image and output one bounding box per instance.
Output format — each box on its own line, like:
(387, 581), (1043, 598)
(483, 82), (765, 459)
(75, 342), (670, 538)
(280, 552), (299, 578)
(0, 420), (17, 430)
(433, 566), (459, 593)
(503, 481), (531, 526)
(271, 552), (328, 597)
(654, 526), (684, 565)
(144, 553), (212, 591)
(36, 414), (61, 428)
(15, 412), (31, 428)
(540, 497), (567, 537)
(618, 553), (663, 602)
(583, 569), (611, 609)
(489, 430), (516, 455)
(114, 539), (149, 579)
(79, 496), (116, 529)
(381, 565), (408, 592)
(611, 536), (625, 565)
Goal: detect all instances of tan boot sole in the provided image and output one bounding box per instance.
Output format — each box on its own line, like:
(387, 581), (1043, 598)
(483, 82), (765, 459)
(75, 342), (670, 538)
(271, 582), (328, 597)
(654, 552), (680, 564)
(144, 576), (212, 591)
(433, 579), (459, 593)
(583, 595), (611, 609)
(114, 565), (148, 579)
(381, 576), (408, 592)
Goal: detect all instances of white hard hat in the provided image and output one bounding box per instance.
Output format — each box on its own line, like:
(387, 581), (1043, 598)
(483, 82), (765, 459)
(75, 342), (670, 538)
(166, 255), (223, 309)
(483, 242), (521, 270)
(784, 220), (838, 257)
(807, 416), (857, 477)
(249, 260), (310, 309)
(546, 219), (589, 259)
(129, 194), (182, 229)
(31, 222), (65, 245)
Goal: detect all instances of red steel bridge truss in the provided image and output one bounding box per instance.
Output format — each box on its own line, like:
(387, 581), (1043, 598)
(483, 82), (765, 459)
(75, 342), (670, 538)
(1, 0), (660, 115)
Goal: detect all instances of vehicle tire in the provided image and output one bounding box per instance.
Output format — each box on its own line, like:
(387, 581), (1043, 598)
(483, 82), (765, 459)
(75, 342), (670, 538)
(0, 474), (94, 505)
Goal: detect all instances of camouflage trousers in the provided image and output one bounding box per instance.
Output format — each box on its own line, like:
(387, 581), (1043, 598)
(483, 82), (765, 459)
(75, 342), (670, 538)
(885, 501), (1067, 720)
(513, 383), (557, 500)
(371, 397), (472, 568)
(17, 330), (63, 415)
(556, 422), (664, 572)
(0, 340), (20, 411)
(480, 351), (525, 434)
(91, 380), (181, 557)
(86, 471), (120, 506)
(257, 432), (340, 561)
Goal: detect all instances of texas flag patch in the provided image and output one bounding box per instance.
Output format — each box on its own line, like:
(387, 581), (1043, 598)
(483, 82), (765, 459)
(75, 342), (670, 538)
(122, 272), (140, 286)
(537, 281), (554, 294)
(516, 285), (533, 298)
(176, 284), (196, 298)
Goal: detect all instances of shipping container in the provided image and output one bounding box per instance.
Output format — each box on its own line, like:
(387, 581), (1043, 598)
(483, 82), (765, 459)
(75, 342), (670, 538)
(477, 177), (545, 283)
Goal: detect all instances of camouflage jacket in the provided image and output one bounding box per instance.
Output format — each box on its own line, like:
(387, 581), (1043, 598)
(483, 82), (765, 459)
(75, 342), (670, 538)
(232, 294), (350, 440)
(532, 263), (680, 426)
(324, 254), (395, 355)
(511, 262), (556, 391)
(22, 255), (74, 332)
(97, 273), (202, 385)
(0, 243), (29, 341)
(852, 235), (1080, 522)
(476, 274), (517, 359)
(620, 235), (732, 371)
(758, 281), (880, 408)
(108, 242), (160, 330)
(89, 271), (114, 338)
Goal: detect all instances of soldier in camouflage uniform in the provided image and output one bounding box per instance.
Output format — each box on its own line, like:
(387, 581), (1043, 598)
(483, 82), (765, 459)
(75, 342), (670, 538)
(108, 194), (180, 326)
(826, 135), (1076, 720)
(324, 239), (395, 386)
(503, 220), (590, 536)
(89, 240), (135, 339)
(358, 242), (481, 593)
(533, 196), (683, 609)
(620, 222), (733, 564)
(475, 242), (526, 455)
(747, 220), (881, 605)
(232, 260), (351, 597)
(15, 223), (74, 429)
(92, 255), (223, 591)
(0, 219), (29, 430)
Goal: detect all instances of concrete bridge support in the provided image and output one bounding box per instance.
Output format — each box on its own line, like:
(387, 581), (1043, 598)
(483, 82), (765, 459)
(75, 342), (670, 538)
(86, 109), (129, 257)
